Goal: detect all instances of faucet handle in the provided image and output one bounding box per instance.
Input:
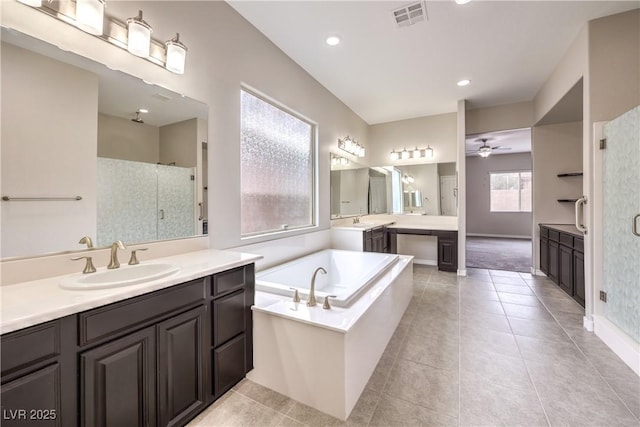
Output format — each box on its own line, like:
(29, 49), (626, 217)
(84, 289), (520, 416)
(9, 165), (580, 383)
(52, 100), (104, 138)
(322, 295), (337, 310)
(289, 287), (301, 303)
(128, 248), (148, 265)
(71, 256), (97, 274)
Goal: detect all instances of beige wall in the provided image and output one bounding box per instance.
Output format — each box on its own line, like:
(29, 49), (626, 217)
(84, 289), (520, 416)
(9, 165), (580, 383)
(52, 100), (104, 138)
(589, 9), (640, 122)
(1, 43), (98, 258)
(532, 121), (583, 267)
(466, 101), (534, 135)
(466, 152), (533, 237)
(368, 112), (457, 166)
(2, 1), (369, 253)
(98, 113), (160, 163)
(159, 118), (198, 167)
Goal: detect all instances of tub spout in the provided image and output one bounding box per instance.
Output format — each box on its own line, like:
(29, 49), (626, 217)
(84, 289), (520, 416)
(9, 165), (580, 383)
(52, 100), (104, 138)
(307, 267), (327, 307)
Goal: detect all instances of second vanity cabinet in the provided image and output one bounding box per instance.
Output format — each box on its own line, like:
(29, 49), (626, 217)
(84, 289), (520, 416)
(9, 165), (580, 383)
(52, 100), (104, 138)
(539, 225), (584, 307)
(363, 226), (389, 253)
(0, 263), (255, 427)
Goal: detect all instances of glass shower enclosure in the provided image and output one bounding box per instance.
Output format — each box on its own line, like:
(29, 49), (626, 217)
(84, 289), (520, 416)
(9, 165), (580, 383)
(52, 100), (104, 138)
(602, 105), (640, 341)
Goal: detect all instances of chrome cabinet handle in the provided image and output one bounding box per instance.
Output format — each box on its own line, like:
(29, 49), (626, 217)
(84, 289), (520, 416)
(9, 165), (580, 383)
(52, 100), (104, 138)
(575, 197), (587, 234)
(633, 214), (640, 237)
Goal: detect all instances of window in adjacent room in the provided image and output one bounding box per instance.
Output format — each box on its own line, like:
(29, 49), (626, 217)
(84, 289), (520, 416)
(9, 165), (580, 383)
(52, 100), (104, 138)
(489, 171), (532, 212)
(240, 88), (316, 237)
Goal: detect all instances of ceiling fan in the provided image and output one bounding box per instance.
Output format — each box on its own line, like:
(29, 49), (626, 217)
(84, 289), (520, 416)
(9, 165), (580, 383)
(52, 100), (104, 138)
(467, 138), (512, 158)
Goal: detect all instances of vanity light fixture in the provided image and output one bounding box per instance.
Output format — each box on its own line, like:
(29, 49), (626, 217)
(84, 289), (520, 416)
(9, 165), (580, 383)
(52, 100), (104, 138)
(75, 0), (105, 36)
(338, 136), (365, 158)
(331, 153), (349, 167)
(165, 33), (188, 74)
(15, 0), (187, 75)
(455, 0), (472, 4)
(127, 10), (152, 58)
(389, 145), (435, 160)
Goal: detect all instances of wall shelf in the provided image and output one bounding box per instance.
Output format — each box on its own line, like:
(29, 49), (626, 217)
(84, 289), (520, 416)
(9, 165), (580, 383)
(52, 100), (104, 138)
(557, 172), (583, 177)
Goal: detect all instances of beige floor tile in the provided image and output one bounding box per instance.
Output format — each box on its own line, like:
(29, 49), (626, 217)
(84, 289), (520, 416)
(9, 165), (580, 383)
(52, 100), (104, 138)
(233, 379), (296, 414)
(460, 349), (533, 391)
(460, 287), (500, 301)
(384, 359), (459, 418)
(489, 269), (523, 278)
(508, 317), (571, 343)
(498, 292), (542, 307)
(286, 401), (343, 426)
(189, 391), (285, 426)
(460, 376), (549, 427)
(460, 325), (520, 357)
(340, 388), (380, 426)
(369, 394), (458, 426)
(502, 302), (555, 321)
(460, 308), (512, 333)
(515, 334), (587, 365)
(399, 327), (459, 371)
(494, 283), (535, 295)
(491, 276), (528, 286)
(460, 297), (505, 315)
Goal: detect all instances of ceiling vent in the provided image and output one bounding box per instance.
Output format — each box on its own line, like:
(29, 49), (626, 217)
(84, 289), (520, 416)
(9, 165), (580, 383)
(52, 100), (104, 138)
(392, 1), (427, 28)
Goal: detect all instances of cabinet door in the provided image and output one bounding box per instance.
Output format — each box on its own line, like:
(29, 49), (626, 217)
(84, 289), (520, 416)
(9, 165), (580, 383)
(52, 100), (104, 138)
(548, 240), (559, 282)
(437, 233), (458, 272)
(1, 364), (61, 427)
(80, 327), (156, 427)
(157, 306), (207, 427)
(540, 237), (549, 274)
(213, 334), (245, 398)
(573, 251), (585, 307)
(558, 244), (574, 296)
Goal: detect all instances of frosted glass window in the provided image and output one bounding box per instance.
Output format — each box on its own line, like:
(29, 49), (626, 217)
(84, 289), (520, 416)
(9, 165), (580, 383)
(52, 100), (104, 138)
(490, 171), (532, 212)
(240, 89), (315, 236)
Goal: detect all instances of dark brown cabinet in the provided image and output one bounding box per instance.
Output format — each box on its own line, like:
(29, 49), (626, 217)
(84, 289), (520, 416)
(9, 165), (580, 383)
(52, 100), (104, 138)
(81, 326), (156, 427)
(209, 264), (254, 398)
(157, 306), (208, 427)
(539, 225), (585, 307)
(363, 226), (388, 253)
(0, 263), (256, 427)
(436, 231), (458, 272)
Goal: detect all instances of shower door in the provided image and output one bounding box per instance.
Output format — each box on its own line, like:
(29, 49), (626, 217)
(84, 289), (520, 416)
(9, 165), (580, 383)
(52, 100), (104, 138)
(602, 105), (640, 341)
(157, 164), (196, 240)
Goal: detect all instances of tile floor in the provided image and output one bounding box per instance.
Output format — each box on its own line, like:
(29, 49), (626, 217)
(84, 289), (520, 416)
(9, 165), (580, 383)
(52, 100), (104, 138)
(189, 266), (640, 426)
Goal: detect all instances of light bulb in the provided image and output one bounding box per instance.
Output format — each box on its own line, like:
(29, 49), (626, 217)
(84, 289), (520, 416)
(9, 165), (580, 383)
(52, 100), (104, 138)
(127, 10), (152, 58)
(165, 33), (187, 74)
(76, 0), (105, 36)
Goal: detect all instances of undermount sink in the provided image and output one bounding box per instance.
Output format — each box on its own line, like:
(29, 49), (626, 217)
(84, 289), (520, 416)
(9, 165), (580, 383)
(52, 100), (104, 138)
(351, 222), (376, 228)
(60, 263), (180, 290)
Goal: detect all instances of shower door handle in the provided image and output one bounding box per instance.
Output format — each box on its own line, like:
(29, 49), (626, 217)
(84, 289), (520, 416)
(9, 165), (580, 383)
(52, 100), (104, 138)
(159, 209), (165, 220)
(198, 203), (204, 221)
(575, 197), (587, 234)
(633, 214), (640, 237)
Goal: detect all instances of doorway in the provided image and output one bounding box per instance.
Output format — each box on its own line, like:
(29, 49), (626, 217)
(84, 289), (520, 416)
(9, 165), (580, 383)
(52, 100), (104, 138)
(464, 128), (533, 272)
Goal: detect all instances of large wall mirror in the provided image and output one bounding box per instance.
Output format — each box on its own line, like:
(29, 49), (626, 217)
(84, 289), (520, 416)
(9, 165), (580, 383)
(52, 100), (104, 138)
(330, 153), (457, 218)
(1, 27), (209, 259)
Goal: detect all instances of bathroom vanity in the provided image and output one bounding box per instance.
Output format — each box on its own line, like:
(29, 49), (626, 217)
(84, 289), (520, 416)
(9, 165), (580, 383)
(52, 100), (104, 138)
(0, 250), (260, 427)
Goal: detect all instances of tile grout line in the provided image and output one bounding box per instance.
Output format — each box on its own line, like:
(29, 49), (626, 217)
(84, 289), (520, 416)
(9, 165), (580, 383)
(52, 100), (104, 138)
(495, 274), (553, 427)
(526, 282), (640, 423)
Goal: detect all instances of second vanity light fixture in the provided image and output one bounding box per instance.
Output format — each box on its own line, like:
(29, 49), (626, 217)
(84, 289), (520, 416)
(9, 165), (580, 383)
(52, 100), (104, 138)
(390, 145), (434, 160)
(338, 136), (365, 158)
(16, 0), (188, 74)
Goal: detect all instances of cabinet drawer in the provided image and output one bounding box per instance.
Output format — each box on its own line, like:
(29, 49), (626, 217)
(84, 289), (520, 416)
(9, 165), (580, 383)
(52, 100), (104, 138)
(540, 227), (549, 238)
(79, 279), (205, 346)
(213, 334), (246, 397)
(574, 237), (584, 252)
(1, 364), (61, 427)
(548, 230), (560, 242)
(212, 266), (247, 297)
(1, 321), (60, 376)
(560, 233), (573, 247)
(213, 290), (246, 347)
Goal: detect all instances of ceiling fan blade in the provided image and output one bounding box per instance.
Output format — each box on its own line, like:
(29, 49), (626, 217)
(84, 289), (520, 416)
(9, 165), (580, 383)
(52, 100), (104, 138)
(492, 146), (512, 150)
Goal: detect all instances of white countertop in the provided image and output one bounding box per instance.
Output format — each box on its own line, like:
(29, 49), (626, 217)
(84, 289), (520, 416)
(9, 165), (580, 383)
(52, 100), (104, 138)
(0, 249), (262, 334)
(386, 223), (458, 231)
(331, 220), (396, 231)
(251, 255), (412, 333)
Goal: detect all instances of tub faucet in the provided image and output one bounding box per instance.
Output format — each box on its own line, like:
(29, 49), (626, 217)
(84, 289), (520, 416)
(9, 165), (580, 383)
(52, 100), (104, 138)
(307, 267), (327, 307)
(107, 240), (126, 269)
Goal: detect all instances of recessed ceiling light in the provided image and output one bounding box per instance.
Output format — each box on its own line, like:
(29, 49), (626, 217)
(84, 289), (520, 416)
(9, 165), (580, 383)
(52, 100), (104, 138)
(138, 108), (149, 113)
(457, 79), (471, 87)
(326, 36), (340, 46)
(455, 0), (472, 4)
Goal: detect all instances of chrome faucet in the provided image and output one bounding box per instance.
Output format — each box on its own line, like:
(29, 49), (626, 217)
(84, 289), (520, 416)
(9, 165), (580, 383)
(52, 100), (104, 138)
(107, 240), (126, 269)
(352, 216), (360, 224)
(307, 267), (327, 307)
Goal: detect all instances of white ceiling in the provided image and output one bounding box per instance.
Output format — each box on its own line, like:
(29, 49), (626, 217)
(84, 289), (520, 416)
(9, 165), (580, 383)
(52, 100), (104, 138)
(228, 0), (638, 125)
(465, 127), (531, 157)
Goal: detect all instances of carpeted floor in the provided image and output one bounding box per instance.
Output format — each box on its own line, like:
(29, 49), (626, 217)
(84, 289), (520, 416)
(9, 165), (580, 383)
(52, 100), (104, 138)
(466, 236), (532, 273)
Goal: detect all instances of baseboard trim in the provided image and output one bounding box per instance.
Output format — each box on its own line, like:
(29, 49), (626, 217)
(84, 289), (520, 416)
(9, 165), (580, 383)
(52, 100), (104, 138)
(593, 315), (640, 375)
(583, 316), (594, 332)
(533, 269), (547, 277)
(466, 233), (532, 240)
(413, 259), (437, 266)
(457, 269), (467, 276)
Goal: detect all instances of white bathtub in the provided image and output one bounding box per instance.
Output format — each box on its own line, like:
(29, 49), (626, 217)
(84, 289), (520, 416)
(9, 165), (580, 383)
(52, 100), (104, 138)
(255, 249), (399, 307)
